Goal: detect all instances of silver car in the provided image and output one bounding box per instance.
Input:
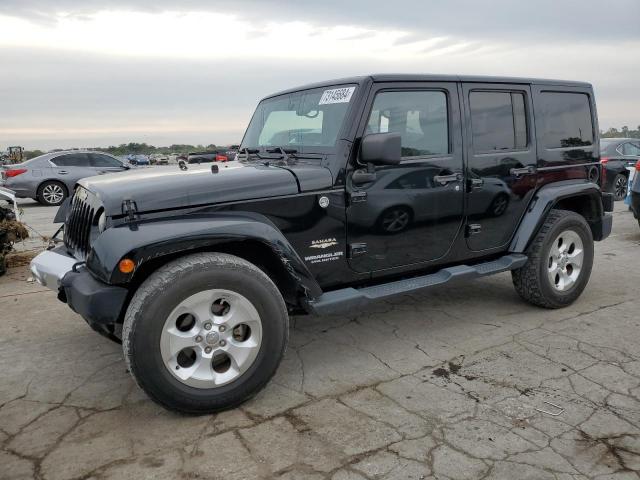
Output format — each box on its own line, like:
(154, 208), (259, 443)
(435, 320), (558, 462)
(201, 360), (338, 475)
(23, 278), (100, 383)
(0, 150), (128, 206)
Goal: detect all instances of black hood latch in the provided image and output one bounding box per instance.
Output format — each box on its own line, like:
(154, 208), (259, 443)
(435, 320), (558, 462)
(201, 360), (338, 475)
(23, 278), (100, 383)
(121, 199), (139, 222)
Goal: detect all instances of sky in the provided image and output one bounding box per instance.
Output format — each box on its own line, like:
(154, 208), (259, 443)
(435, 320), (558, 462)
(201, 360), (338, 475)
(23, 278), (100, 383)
(1, 1), (639, 150)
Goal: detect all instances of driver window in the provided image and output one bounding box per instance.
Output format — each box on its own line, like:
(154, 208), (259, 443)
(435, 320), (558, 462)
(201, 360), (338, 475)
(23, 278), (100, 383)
(366, 91), (449, 157)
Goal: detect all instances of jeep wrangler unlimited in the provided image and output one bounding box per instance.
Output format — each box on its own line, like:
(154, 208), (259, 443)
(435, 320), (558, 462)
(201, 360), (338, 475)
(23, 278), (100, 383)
(31, 74), (613, 413)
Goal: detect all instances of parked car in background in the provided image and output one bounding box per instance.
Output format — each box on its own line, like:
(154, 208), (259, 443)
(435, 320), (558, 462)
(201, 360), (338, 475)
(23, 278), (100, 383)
(149, 153), (169, 165)
(600, 138), (640, 200)
(0, 150), (128, 206)
(629, 160), (640, 228)
(127, 154), (150, 166)
(187, 147), (239, 164)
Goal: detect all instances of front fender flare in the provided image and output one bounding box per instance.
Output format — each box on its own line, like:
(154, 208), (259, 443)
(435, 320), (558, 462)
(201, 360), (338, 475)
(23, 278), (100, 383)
(86, 211), (322, 298)
(509, 180), (604, 253)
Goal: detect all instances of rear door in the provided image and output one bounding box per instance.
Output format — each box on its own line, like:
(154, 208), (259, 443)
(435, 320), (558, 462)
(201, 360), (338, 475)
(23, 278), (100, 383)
(346, 82), (464, 273)
(462, 83), (537, 251)
(50, 153), (96, 191)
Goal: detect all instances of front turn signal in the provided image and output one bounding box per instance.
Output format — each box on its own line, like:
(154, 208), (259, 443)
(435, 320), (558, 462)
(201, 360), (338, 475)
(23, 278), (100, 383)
(119, 258), (136, 274)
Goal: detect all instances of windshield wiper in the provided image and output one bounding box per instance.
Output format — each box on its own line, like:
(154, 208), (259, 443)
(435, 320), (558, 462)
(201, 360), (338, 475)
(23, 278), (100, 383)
(266, 146), (298, 162)
(238, 146), (298, 165)
(237, 147), (264, 163)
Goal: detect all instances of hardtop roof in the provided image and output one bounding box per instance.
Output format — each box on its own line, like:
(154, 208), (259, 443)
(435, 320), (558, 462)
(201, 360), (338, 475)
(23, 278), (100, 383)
(264, 74), (592, 99)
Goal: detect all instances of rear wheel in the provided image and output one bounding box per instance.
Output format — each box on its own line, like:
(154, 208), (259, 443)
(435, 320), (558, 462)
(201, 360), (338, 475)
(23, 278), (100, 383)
(37, 181), (67, 206)
(122, 252), (288, 413)
(613, 173), (628, 201)
(512, 209), (594, 308)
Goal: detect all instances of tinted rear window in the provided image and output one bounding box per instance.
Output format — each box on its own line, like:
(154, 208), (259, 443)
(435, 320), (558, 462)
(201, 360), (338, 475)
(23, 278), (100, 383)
(51, 153), (90, 167)
(469, 91), (528, 152)
(540, 92), (593, 148)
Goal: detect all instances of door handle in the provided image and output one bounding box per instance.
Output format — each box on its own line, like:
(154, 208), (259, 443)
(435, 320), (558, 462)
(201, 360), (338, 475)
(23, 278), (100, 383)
(57, 170), (68, 174)
(433, 173), (463, 185)
(510, 166), (537, 177)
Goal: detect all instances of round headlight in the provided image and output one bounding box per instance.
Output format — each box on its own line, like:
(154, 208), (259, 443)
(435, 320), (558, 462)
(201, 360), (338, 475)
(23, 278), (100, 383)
(98, 212), (107, 233)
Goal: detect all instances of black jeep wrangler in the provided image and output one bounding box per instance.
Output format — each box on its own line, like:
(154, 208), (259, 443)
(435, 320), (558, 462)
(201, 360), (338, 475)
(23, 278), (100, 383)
(31, 74), (613, 413)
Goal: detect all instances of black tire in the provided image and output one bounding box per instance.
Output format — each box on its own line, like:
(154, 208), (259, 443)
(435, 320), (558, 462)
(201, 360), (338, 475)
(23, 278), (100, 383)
(377, 206), (412, 234)
(122, 252), (288, 414)
(612, 173), (628, 201)
(511, 209), (594, 309)
(37, 180), (68, 206)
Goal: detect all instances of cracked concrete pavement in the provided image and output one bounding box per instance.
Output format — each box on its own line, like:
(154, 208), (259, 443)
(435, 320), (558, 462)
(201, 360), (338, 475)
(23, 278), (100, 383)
(1, 200), (639, 479)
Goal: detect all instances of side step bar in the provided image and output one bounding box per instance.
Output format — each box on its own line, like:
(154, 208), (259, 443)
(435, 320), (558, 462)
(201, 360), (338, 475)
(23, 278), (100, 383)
(307, 254), (528, 315)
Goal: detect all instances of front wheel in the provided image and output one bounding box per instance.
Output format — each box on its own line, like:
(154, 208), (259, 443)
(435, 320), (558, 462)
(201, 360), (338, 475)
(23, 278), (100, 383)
(122, 252), (289, 414)
(512, 209), (594, 309)
(37, 180), (67, 206)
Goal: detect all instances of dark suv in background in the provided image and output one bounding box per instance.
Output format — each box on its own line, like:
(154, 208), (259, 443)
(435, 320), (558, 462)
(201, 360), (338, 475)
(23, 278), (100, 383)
(600, 138), (640, 200)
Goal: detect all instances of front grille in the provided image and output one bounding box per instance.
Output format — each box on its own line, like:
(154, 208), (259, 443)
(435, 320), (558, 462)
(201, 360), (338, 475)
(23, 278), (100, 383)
(64, 188), (97, 259)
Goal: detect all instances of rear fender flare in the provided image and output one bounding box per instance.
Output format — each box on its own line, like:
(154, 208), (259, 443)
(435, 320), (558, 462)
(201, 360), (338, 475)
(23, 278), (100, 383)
(509, 180), (604, 252)
(86, 211), (322, 298)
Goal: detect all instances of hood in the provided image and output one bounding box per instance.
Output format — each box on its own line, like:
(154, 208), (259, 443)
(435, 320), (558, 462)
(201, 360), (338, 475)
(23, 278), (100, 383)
(79, 161), (333, 216)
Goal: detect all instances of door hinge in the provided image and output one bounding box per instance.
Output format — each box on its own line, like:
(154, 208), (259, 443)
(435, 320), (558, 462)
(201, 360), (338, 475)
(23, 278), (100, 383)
(467, 177), (484, 191)
(466, 224), (481, 236)
(349, 190), (367, 204)
(349, 243), (368, 257)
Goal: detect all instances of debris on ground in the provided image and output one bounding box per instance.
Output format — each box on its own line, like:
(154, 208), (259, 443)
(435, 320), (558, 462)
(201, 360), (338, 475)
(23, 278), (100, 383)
(0, 204), (29, 276)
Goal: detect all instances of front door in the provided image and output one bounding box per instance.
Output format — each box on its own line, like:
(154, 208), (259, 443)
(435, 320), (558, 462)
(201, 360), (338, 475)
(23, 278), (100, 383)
(462, 83), (537, 251)
(346, 83), (464, 273)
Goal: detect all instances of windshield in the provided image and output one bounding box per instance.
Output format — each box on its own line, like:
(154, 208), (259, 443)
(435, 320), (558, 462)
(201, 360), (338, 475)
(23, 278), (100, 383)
(241, 84), (357, 152)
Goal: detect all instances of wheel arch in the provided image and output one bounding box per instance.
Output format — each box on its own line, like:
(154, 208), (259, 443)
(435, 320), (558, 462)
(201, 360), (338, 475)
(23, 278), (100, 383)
(510, 180), (606, 252)
(37, 178), (68, 197)
(87, 212), (322, 311)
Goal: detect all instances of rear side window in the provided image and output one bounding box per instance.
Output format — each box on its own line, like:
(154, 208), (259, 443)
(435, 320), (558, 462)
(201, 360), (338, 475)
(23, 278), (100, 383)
(90, 154), (122, 167)
(539, 92), (593, 148)
(620, 142), (640, 156)
(51, 153), (90, 167)
(366, 90), (449, 157)
(469, 91), (528, 152)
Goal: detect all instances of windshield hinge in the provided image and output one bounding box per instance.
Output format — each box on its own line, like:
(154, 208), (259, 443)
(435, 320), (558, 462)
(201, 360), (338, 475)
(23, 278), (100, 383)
(466, 224), (482, 236)
(349, 243), (368, 257)
(349, 190), (367, 204)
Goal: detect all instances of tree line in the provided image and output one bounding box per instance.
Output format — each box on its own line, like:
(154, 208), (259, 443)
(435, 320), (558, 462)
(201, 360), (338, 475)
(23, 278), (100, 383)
(601, 126), (640, 139)
(20, 129), (640, 160)
(22, 142), (235, 160)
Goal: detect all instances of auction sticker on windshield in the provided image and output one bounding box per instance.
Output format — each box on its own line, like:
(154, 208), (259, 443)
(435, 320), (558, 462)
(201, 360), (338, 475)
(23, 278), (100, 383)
(319, 86), (356, 105)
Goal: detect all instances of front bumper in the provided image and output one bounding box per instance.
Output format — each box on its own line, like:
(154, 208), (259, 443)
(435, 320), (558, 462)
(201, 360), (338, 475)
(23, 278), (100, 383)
(30, 248), (78, 289)
(30, 246), (128, 326)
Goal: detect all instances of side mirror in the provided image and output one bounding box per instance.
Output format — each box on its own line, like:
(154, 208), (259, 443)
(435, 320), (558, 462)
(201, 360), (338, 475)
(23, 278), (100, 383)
(360, 132), (402, 165)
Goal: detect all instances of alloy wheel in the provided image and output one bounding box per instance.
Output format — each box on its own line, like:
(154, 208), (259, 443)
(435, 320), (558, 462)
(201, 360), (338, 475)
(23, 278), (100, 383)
(160, 289), (263, 388)
(42, 184), (64, 204)
(614, 175), (627, 200)
(547, 229), (584, 292)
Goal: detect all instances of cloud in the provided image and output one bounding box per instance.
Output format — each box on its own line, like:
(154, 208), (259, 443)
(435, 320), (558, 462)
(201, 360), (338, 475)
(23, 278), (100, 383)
(0, 1), (638, 149)
(2, 0), (639, 43)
